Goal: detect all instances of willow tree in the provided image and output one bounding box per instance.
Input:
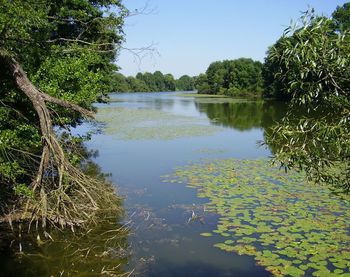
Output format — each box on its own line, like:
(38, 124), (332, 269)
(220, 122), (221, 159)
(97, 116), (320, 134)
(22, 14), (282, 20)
(0, 0), (128, 229)
(265, 9), (350, 193)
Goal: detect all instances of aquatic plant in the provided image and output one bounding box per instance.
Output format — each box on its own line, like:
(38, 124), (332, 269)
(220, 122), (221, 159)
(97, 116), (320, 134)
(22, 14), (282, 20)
(163, 159), (350, 276)
(96, 107), (222, 140)
(193, 148), (227, 155)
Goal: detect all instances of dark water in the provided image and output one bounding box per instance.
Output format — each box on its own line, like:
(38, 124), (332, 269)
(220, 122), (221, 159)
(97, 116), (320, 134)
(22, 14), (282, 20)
(85, 92), (288, 276)
(0, 92), (288, 276)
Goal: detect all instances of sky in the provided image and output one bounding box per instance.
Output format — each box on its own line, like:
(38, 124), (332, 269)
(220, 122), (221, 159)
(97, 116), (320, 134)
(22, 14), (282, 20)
(117, 0), (348, 78)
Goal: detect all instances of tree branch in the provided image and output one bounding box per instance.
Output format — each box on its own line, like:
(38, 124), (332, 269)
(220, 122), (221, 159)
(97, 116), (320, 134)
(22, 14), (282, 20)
(42, 94), (95, 118)
(47, 38), (115, 47)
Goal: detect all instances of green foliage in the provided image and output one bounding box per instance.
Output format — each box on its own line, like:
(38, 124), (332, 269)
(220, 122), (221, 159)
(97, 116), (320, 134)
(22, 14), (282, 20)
(196, 58), (263, 97)
(13, 184), (34, 198)
(262, 36), (294, 100)
(110, 72), (131, 92)
(164, 159), (350, 276)
(264, 9), (350, 192)
(0, 0), (127, 209)
(176, 75), (196, 91)
(32, 48), (108, 125)
(194, 73), (211, 94)
(332, 2), (350, 31)
(110, 71), (196, 92)
(111, 59), (261, 95)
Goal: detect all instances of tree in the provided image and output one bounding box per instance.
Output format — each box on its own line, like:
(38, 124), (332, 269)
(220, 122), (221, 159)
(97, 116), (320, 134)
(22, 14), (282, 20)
(0, 0), (128, 228)
(164, 73), (176, 91)
(153, 70), (165, 91)
(263, 37), (295, 100)
(265, 10), (350, 193)
(126, 76), (149, 92)
(195, 73), (211, 93)
(332, 2), (350, 31)
(197, 59), (263, 96)
(176, 75), (195, 91)
(110, 72), (130, 92)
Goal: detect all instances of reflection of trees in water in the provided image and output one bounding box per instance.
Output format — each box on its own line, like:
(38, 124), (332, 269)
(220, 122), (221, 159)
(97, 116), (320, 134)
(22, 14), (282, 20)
(265, 104), (350, 192)
(146, 98), (176, 111)
(195, 100), (292, 155)
(197, 99), (346, 188)
(195, 100), (287, 131)
(0, 219), (130, 276)
(0, 142), (130, 276)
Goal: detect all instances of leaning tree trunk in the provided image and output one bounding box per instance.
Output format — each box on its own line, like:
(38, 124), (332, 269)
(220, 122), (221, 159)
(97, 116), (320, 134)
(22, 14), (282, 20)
(1, 51), (117, 230)
(7, 54), (94, 188)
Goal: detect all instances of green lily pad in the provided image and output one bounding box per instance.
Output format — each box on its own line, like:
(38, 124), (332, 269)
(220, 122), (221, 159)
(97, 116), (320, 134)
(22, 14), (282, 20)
(96, 106), (223, 140)
(200, 232), (213, 237)
(164, 158), (350, 276)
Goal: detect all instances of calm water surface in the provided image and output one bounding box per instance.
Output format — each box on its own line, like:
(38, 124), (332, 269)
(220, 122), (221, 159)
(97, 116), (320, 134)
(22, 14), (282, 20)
(85, 92), (287, 276)
(0, 92), (288, 276)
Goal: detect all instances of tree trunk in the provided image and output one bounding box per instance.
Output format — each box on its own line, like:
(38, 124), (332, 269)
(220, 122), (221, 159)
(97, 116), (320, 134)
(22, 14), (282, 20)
(1, 51), (102, 228)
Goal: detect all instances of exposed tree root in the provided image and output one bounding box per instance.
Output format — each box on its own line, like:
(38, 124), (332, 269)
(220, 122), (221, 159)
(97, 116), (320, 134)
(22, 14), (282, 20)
(1, 51), (121, 231)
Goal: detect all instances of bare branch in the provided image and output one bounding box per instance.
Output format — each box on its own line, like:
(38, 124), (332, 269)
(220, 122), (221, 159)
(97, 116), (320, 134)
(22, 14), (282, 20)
(42, 94), (95, 118)
(47, 38), (115, 47)
(127, 0), (158, 17)
(118, 42), (159, 69)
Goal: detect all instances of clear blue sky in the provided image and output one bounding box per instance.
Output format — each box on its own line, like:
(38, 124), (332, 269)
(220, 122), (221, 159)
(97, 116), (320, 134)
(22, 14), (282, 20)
(117, 0), (348, 78)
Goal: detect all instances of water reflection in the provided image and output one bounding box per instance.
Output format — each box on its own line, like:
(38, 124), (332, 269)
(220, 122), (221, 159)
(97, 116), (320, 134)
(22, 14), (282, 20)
(0, 93), (295, 276)
(0, 217), (130, 276)
(195, 100), (287, 131)
(0, 141), (130, 276)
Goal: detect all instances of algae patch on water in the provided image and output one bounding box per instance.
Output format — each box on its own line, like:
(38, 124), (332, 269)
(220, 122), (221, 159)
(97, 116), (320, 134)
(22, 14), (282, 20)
(163, 159), (350, 277)
(96, 107), (223, 140)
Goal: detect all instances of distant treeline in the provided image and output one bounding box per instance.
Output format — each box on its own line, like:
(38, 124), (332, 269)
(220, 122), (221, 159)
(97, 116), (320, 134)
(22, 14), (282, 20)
(112, 58), (265, 98)
(111, 71), (196, 92)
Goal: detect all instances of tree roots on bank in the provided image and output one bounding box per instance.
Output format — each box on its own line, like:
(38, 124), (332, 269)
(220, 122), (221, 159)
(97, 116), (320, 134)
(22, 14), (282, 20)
(1, 51), (121, 232)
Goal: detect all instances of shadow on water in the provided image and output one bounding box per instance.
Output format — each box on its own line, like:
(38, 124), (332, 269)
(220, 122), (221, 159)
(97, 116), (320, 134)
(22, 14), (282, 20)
(0, 217), (130, 276)
(0, 141), (131, 277)
(195, 100), (288, 131)
(143, 258), (270, 277)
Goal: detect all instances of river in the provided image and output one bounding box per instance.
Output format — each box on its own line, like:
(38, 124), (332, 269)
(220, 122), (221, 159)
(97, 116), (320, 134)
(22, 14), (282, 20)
(88, 92), (283, 276)
(2, 92), (349, 276)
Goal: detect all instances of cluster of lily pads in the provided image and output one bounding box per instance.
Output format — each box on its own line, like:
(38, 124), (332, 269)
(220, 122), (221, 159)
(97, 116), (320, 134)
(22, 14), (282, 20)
(163, 159), (350, 277)
(96, 106), (222, 140)
(193, 148), (228, 155)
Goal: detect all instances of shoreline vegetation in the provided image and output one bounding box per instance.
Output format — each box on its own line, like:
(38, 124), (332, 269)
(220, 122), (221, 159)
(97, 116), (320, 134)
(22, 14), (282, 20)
(0, 0), (128, 239)
(110, 3), (350, 193)
(0, 1), (349, 276)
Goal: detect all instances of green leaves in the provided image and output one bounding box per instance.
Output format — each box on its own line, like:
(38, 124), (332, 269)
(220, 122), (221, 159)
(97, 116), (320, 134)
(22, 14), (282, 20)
(110, 71), (196, 93)
(0, 0), (127, 207)
(264, 8), (350, 193)
(197, 59), (263, 97)
(200, 232), (213, 237)
(164, 159), (350, 276)
(33, 48), (105, 123)
(13, 184), (34, 198)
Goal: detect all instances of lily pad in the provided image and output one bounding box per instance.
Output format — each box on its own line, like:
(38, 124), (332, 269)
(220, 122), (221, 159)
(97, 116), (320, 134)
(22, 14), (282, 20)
(164, 159), (350, 276)
(200, 232), (213, 237)
(96, 106), (223, 140)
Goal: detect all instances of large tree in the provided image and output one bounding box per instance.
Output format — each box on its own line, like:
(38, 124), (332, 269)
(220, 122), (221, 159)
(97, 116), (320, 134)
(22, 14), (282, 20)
(265, 8), (350, 193)
(332, 2), (350, 31)
(0, 0), (128, 228)
(176, 75), (195, 91)
(197, 58), (263, 96)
